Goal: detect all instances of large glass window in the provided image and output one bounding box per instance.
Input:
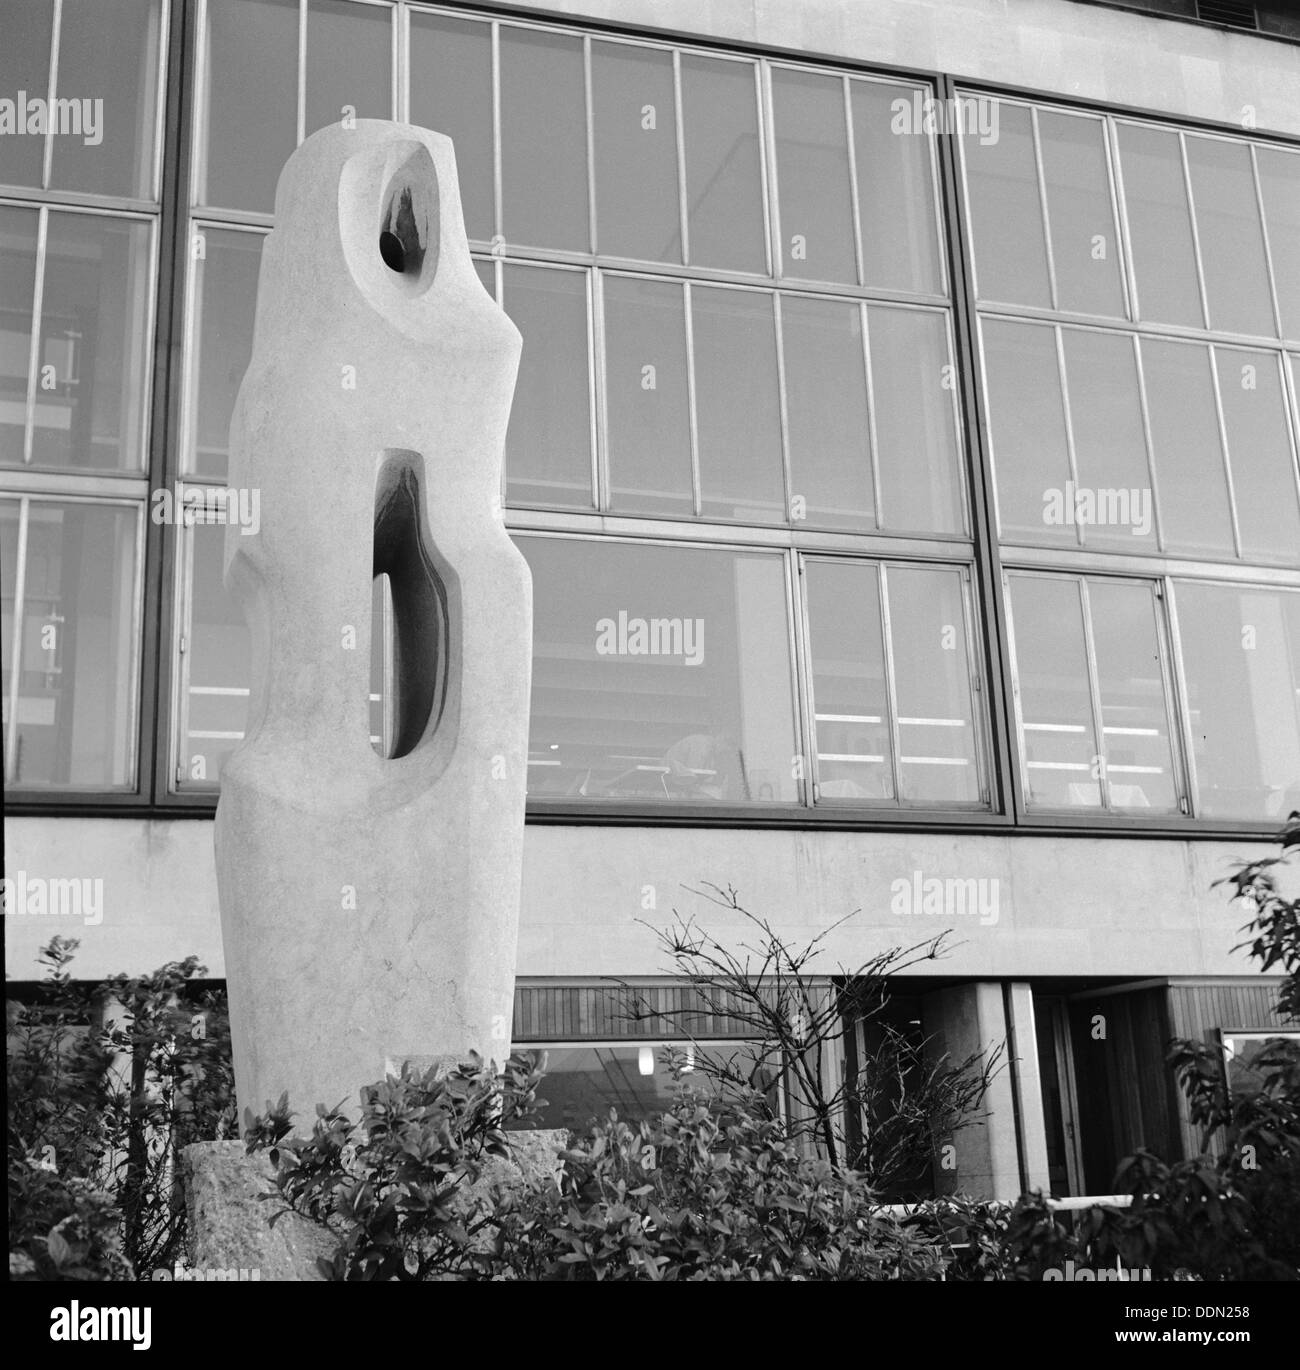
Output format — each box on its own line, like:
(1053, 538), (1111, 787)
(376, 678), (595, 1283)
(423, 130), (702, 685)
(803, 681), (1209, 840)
(804, 559), (984, 806)
(1173, 583), (1300, 821)
(519, 536), (798, 804)
(1006, 574), (1180, 814)
(1, 0), (164, 797)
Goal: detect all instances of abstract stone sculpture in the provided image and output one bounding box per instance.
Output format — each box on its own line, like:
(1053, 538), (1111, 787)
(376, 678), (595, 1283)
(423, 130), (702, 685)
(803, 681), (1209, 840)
(214, 120), (529, 1118)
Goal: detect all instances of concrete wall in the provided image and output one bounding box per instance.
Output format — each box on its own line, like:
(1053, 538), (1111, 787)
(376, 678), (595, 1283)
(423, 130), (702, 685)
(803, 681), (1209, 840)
(470, 0), (1300, 136)
(2, 815), (1277, 982)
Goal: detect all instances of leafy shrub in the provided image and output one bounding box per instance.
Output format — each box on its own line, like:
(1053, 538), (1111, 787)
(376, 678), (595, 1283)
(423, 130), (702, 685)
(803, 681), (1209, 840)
(7, 937), (235, 1277)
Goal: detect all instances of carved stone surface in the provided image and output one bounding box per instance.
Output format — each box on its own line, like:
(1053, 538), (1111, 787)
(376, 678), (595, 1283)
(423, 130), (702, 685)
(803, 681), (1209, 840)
(214, 120), (529, 1119)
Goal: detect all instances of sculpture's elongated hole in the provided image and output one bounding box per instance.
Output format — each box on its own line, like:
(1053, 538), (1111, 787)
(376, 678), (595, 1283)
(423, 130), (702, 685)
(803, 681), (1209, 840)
(370, 573), (394, 758)
(373, 456), (448, 758)
(380, 183), (428, 278)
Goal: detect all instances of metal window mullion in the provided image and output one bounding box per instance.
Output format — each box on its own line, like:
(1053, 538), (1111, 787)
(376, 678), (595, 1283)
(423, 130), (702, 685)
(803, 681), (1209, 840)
(1077, 576), (1112, 812)
(42, 0), (62, 190)
(1163, 578), (1202, 819)
(1002, 571), (1036, 811)
(788, 550), (815, 806)
(941, 307), (970, 537)
(859, 300), (884, 531)
(1029, 106), (1059, 314)
(589, 267), (606, 511)
(1129, 334), (1167, 553)
(1206, 343), (1244, 559)
(23, 207), (49, 466)
(924, 84), (950, 299)
(172, 512), (197, 788)
(958, 566), (990, 807)
(760, 61), (780, 281)
(1149, 580), (1189, 816)
(1248, 142), (1286, 345)
(393, 0), (406, 123)
(491, 21), (502, 244)
(1103, 116), (1139, 324)
(877, 563), (905, 805)
(149, 0), (171, 204)
(683, 280), (702, 517)
(1178, 132), (1211, 331)
(771, 292), (794, 525)
(672, 48), (689, 265)
(4, 499), (31, 781)
(1053, 325), (1085, 547)
(842, 76), (865, 288)
(582, 34), (596, 255)
(296, 0), (308, 146)
(1279, 347), (1300, 523)
(191, 0), (212, 211)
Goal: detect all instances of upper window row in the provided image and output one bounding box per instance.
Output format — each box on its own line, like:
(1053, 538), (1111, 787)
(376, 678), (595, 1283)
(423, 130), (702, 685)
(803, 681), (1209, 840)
(960, 97), (1300, 341)
(198, 1), (947, 294)
(0, 0), (165, 204)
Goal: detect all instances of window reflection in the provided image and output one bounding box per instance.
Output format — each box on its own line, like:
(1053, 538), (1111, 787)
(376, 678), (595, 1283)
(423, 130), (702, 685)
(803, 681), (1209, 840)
(518, 536), (797, 803)
(2, 500), (139, 788)
(1175, 583), (1300, 821)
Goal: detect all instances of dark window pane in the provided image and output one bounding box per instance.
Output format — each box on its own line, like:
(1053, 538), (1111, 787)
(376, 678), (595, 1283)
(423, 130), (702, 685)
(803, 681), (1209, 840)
(982, 319), (1072, 543)
(1061, 328), (1155, 550)
(1257, 147), (1300, 340)
(772, 68), (855, 285)
(851, 80), (943, 295)
(0, 0), (53, 189)
(199, 0), (298, 212)
(1008, 575), (1101, 809)
(503, 265), (592, 508)
(500, 26), (588, 251)
(1176, 583), (1300, 821)
(781, 296), (872, 530)
(887, 566), (981, 804)
(1117, 123), (1204, 329)
(962, 100), (1051, 308)
(0, 206), (39, 465)
(187, 227), (264, 481)
(680, 55), (765, 274)
(692, 287), (784, 523)
(1185, 135), (1275, 338)
(182, 516), (249, 788)
(1038, 111), (1125, 318)
(304, 0), (391, 139)
(870, 306), (962, 534)
(518, 536), (797, 804)
(1086, 579), (1177, 812)
(8, 501), (139, 788)
(51, 0), (161, 199)
(1140, 340), (1234, 557)
(1215, 348), (1300, 563)
(410, 12), (494, 243)
(592, 42), (681, 263)
(806, 560), (892, 801)
(31, 213), (153, 472)
(603, 275), (692, 516)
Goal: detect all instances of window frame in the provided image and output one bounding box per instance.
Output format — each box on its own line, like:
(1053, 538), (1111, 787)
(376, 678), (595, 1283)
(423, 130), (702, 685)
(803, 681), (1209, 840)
(4, 0), (1298, 841)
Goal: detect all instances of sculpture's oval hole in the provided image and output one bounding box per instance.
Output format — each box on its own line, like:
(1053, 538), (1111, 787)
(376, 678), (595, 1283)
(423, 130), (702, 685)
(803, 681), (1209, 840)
(379, 183), (427, 280)
(373, 455), (448, 759)
(378, 230), (406, 274)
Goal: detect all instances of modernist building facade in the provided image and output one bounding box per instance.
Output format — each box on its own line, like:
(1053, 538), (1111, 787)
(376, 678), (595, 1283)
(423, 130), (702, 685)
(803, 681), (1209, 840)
(3, 0), (1299, 1199)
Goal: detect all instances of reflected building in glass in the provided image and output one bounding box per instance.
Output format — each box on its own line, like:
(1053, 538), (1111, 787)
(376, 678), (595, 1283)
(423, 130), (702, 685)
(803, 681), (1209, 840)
(3, 0), (1299, 1201)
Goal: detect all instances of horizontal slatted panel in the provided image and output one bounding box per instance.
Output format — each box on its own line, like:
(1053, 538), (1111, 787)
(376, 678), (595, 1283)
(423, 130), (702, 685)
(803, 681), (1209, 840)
(512, 983), (793, 1041)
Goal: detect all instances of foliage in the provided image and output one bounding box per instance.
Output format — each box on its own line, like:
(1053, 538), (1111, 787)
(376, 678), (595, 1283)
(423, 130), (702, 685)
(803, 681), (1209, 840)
(6, 937), (235, 1277)
(245, 1053), (544, 1281)
(617, 886), (1002, 1189)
